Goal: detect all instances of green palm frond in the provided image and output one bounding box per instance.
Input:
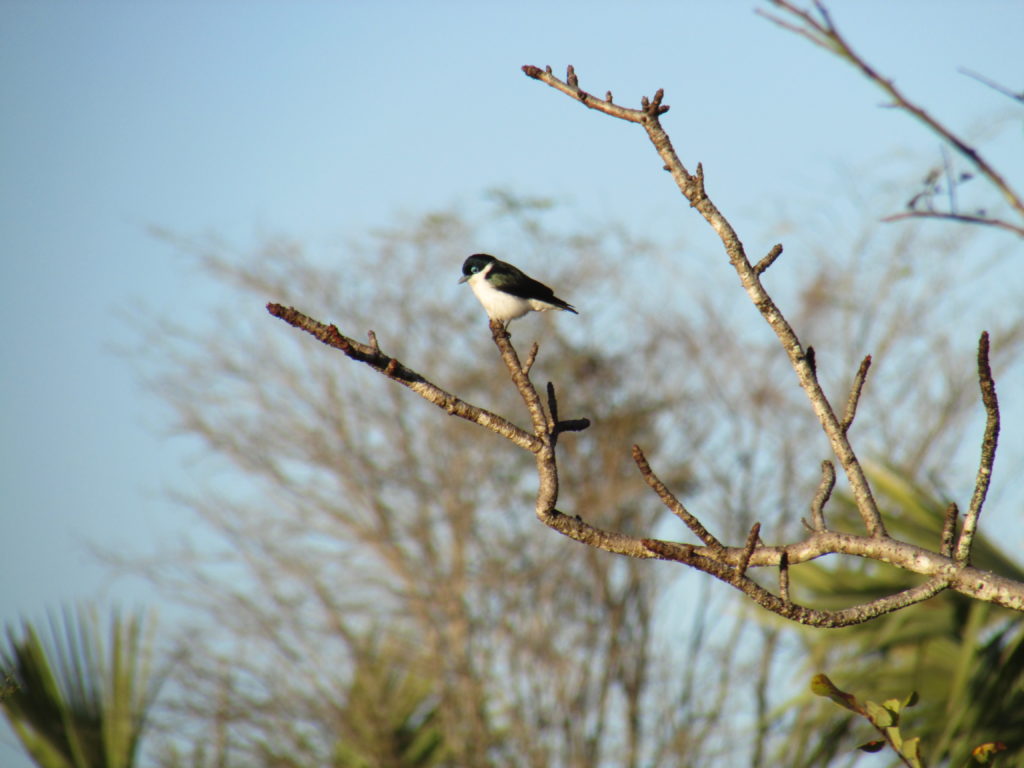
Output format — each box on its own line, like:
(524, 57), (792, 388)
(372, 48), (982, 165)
(0, 606), (160, 768)
(329, 635), (450, 768)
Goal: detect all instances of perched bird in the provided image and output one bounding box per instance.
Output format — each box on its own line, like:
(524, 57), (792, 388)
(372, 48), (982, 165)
(459, 253), (578, 326)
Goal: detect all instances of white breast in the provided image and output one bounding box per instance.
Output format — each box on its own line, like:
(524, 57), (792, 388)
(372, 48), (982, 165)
(467, 272), (533, 323)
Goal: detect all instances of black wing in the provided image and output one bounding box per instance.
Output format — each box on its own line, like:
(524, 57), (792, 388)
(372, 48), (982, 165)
(489, 260), (577, 313)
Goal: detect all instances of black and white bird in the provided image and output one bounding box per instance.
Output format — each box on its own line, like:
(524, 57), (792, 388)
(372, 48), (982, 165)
(458, 253), (577, 326)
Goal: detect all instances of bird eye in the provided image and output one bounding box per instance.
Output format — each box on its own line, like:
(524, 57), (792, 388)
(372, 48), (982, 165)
(470, 265), (480, 274)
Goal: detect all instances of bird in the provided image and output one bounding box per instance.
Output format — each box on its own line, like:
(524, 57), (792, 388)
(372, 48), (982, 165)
(458, 253), (578, 326)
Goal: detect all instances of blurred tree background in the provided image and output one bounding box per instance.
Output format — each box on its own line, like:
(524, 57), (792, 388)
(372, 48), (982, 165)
(3, 4), (1023, 765)
(73, 181), (1016, 766)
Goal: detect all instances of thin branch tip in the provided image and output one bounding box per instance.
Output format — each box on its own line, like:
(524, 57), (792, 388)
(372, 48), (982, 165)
(810, 460), (836, 531)
(841, 354), (873, 432)
(523, 342), (540, 375)
(737, 523), (762, 579)
(779, 552), (791, 603)
(940, 502), (959, 557)
(954, 331), (1000, 563)
(755, 243), (784, 274)
(631, 443), (647, 465)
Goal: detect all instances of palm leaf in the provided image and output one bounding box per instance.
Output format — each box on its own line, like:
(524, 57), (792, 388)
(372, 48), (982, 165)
(0, 606), (160, 768)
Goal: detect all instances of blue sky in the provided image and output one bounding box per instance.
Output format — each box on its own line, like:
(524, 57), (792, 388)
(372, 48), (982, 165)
(1, 0), (1023, 761)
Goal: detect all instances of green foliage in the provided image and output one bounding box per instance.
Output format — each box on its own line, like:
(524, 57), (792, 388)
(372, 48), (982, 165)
(1, 673), (18, 701)
(810, 675), (923, 767)
(329, 637), (450, 768)
(810, 674), (1009, 768)
(0, 607), (160, 768)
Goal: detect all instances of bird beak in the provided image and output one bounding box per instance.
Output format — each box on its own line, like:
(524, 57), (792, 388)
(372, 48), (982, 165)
(457, 275), (470, 284)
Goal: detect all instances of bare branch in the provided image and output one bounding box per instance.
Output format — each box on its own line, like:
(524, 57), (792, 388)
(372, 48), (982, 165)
(643, 537), (955, 627)
(881, 211), (1024, 238)
(754, 243), (784, 275)
(488, 319), (551, 439)
(546, 381), (591, 445)
(267, 304), (541, 451)
(737, 523), (762, 580)
(806, 460), (836, 532)
(539, 510), (663, 560)
(958, 66), (1024, 104)
(692, 162), (707, 205)
(955, 331), (1001, 563)
(650, 526), (1024, 612)
(522, 62), (888, 538)
(779, 552), (790, 603)
(940, 502), (959, 558)
(632, 445), (724, 552)
(522, 341), (540, 376)
(761, 0), (1024, 232)
(521, 65), (650, 123)
(545, 381), (559, 436)
(272, 304), (1024, 615)
(841, 355), (872, 434)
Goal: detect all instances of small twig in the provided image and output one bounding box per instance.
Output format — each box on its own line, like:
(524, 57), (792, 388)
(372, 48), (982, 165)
(940, 502), (959, 558)
(632, 445), (724, 552)
(692, 162), (707, 205)
(557, 418), (591, 434)
(737, 523), (762, 580)
(805, 345), (816, 378)
(522, 65), (649, 123)
(367, 329), (380, 354)
(566, 64), (578, 89)
(806, 460), (836, 532)
(881, 211), (1024, 238)
(754, 243), (784, 275)
(546, 380), (559, 433)
(645, 87), (669, 116)
(958, 66), (1024, 104)
(523, 342), (540, 376)
(841, 355), (873, 434)
(955, 331), (1000, 563)
(545, 382), (590, 444)
(779, 551), (790, 603)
